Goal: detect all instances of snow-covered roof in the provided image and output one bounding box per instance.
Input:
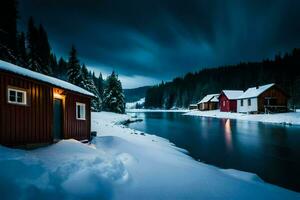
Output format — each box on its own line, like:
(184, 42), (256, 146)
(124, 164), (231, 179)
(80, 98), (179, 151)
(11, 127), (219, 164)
(221, 90), (244, 100)
(210, 95), (219, 102)
(198, 94), (219, 104)
(0, 60), (94, 97)
(237, 83), (275, 99)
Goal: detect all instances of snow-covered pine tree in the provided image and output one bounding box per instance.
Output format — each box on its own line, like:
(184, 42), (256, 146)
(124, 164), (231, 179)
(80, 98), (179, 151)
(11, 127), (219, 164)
(67, 45), (82, 86)
(80, 64), (102, 111)
(103, 71), (125, 114)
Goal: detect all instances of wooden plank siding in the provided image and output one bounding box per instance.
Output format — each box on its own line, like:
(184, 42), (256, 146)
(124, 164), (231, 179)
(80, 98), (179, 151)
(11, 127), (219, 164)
(0, 71), (53, 146)
(219, 93), (238, 112)
(257, 86), (288, 112)
(64, 92), (91, 141)
(0, 70), (91, 146)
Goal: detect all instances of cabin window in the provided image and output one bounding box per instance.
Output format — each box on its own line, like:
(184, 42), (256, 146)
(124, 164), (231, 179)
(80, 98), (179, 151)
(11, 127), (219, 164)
(223, 101), (225, 107)
(240, 100), (243, 107)
(7, 88), (27, 105)
(248, 99), (251, 106)
(76, 102), (86, 120)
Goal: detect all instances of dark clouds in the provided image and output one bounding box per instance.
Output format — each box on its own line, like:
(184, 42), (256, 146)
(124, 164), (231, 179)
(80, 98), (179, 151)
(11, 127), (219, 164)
(19, 0), (300, 88)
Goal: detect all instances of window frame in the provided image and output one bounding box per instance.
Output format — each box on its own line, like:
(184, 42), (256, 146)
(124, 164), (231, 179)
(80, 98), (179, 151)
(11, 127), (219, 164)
(76, 102), (86, 120)
(248, 98), (251, 106)
(7, 87), (27, 106)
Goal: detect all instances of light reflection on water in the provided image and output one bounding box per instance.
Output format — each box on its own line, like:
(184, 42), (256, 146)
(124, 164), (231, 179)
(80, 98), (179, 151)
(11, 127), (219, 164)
(224, 119), (232, 150)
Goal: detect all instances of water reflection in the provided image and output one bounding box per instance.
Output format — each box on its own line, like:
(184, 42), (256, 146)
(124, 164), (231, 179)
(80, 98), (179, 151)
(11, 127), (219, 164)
(224, 119), (232, 151)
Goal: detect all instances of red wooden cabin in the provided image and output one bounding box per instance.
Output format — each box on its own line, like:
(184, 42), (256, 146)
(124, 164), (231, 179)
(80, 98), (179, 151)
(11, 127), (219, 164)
(219, 90), (244, 112)
(0, 60), (94, 147)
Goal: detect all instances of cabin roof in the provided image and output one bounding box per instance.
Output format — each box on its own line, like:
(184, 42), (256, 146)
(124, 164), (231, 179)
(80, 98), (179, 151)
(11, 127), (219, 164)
(238, 83), (275, 99)
(210, 95), (219, 102)
(198, 94), (219, 104)
(0, 60), (94, 97)
(221, 90), (244, 100)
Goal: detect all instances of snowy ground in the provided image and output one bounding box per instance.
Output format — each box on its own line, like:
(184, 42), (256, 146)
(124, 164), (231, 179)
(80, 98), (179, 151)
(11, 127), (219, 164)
(185, 110), (300, 125)
(125, 98), (145, 109)
(0, 112), (299, 199)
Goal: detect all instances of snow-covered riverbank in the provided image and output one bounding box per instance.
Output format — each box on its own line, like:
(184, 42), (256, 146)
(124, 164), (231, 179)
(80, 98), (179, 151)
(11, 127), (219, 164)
(185, 110), (300, 125)
(0, 111), (299, 199)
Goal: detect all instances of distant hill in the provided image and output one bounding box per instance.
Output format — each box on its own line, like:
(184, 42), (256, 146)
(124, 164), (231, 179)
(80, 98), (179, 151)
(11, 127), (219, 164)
(124, 86), (151, 102)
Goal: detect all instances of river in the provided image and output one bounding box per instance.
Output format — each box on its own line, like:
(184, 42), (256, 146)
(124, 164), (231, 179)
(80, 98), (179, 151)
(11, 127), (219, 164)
(127, 111), (300, 192)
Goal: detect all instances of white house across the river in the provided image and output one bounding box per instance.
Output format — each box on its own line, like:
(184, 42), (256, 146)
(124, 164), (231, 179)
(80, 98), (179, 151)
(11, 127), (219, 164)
(237, 83), (289, 114)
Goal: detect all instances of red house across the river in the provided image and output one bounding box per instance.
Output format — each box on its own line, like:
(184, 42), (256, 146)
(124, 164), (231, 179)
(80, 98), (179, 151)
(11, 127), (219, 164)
(219, 90), (244, 112)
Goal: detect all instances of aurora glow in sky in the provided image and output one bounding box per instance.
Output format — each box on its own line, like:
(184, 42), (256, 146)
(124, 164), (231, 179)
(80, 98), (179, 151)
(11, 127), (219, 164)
(19, 0), (300, 88)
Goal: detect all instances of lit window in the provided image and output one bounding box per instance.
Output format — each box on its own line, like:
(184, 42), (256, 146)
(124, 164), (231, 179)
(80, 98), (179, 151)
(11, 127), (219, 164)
(76, 102), (86, 120)
(223, 101), (225, 107)
(7, 88), (27, 105)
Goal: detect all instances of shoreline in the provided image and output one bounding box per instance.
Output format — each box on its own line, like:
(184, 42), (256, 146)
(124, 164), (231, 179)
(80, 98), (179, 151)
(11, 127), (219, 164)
(184, 110), (300, 126)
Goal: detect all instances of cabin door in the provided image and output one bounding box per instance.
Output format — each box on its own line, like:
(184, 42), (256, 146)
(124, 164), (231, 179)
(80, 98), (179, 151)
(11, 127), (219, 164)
(53, 98), (63, 141)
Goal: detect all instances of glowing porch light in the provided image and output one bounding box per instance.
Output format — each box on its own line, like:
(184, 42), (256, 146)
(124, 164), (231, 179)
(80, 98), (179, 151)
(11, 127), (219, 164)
(53, 88), (64, 99)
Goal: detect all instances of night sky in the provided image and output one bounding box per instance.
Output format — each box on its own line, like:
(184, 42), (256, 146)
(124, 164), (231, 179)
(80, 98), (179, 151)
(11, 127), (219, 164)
(19, 0), (300, 88)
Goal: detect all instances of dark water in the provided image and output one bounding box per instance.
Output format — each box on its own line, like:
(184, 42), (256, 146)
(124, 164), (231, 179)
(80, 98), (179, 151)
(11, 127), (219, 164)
(127, 112), (300, 192)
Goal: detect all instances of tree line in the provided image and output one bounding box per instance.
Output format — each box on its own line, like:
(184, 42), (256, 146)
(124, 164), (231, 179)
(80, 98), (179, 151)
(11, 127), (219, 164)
(145, 48), (300, 109)
(0, 0), (125, 113)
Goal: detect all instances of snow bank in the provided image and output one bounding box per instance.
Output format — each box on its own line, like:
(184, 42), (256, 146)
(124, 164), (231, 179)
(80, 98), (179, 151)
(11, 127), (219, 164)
(0, 139), (127, 199)
(0, 111), (299, 199)
(185, 110), (300, 125)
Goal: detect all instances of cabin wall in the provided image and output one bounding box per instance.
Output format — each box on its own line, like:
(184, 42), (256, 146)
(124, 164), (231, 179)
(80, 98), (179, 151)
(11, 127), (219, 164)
(228, 100), (238, 112)
(219, 94), (238, 112)
(208, 102), (218, 110)
(64, 92), (91, 141)
(0, 71), (53, 146)
(219, 94), (230, 112)
(237, 98), (258, 113)
(257, 87), (288, 112)
(199, 102), (209, 111)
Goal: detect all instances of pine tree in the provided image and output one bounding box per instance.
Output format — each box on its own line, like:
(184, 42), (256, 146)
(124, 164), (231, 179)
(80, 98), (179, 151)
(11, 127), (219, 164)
(57, 57), (68, 80)
(0, 0), (18, 63)
(27, 17), (41, 72)
(49, 53), (58, 75)
(103, 71), (125, 113)
(80, 64), (102, 111)
(37, 24), (52, 75)
(97, 72), (104, 99)
(67, 45), (82, 86)
(16, 32), (27, 66)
